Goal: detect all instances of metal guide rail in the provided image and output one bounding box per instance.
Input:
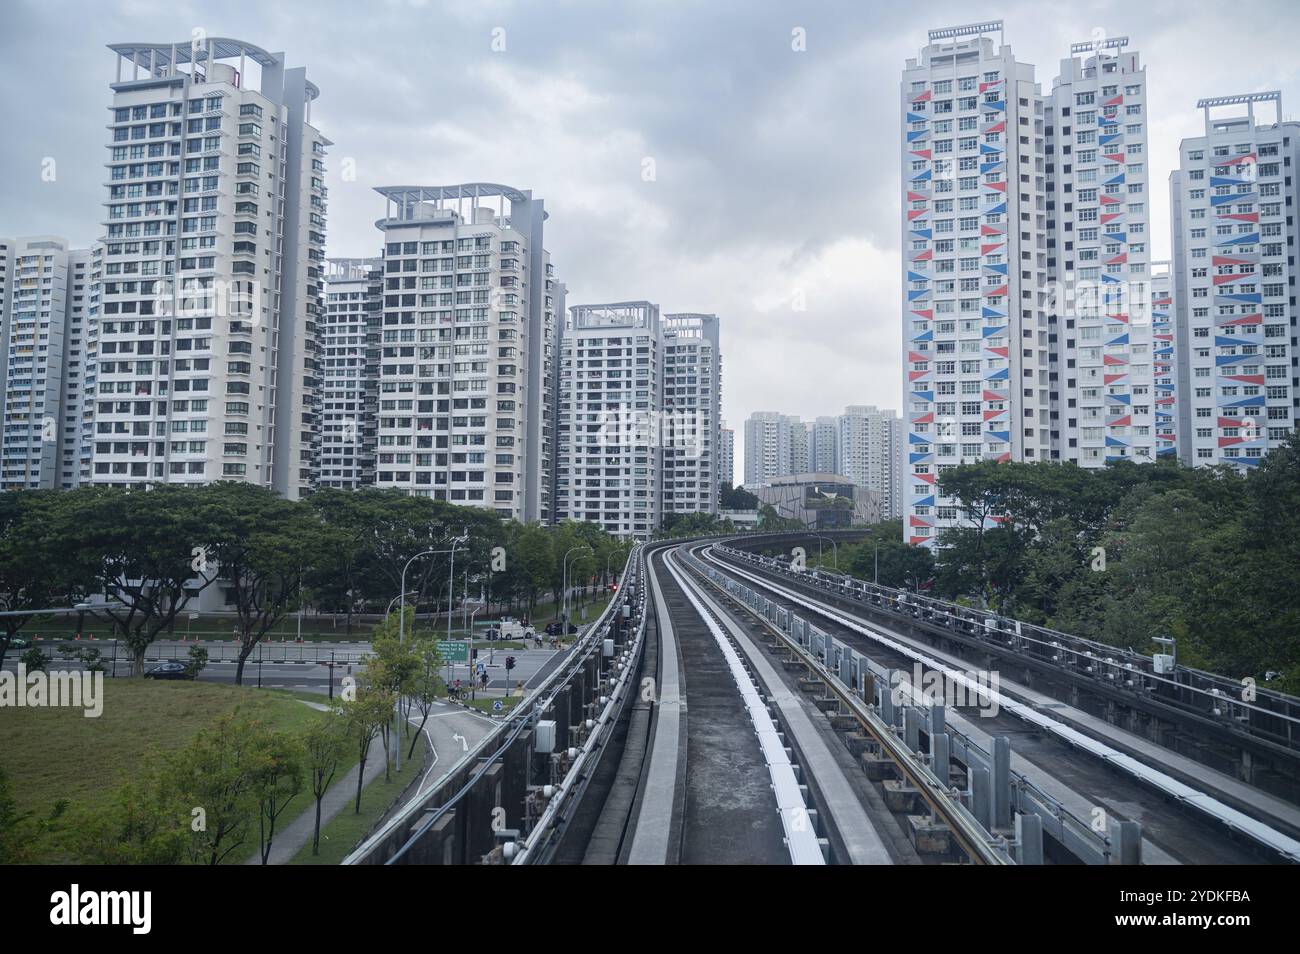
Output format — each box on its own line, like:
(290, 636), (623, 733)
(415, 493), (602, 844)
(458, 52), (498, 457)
(701, 544), (1300, 864)
(342, 545), (647, 866)
(676, 546), (1041, 865)
(717, 537), (1300, 758)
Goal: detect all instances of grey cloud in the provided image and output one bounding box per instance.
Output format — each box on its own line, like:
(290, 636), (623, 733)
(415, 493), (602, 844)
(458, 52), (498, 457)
(3, 0), (1298, 478)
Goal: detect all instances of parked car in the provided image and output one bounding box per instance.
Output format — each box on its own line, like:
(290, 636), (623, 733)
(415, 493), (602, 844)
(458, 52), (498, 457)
(5, 635), (31, 650)
(144, 661), (193, 680)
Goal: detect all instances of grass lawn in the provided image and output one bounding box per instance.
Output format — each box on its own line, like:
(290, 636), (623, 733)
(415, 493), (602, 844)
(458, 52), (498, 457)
(535, 590), (615, 627)
(290, 737), (429, 865)
(465, 694), (524, 715)
(0, 679), (332, 862)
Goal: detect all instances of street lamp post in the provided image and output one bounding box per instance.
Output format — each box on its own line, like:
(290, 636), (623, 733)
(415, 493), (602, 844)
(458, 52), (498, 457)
(561, 545), (592, 634)
(447, 529), (469, 641)
(811, 534), (838, 569)
(397, 545), (456, 773)
(469, 605), (482, 700)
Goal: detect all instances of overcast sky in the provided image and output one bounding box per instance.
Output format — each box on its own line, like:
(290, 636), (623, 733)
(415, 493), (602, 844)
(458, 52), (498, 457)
(3, 0), (1298, 479)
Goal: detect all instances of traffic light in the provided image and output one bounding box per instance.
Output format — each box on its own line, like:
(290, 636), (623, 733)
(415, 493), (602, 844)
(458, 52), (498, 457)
(505, 655), (516, 673)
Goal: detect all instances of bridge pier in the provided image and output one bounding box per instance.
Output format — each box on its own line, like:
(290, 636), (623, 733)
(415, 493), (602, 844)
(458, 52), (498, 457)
(399, 809), (457, 865)
(552, 690), (571, 751)
(502, 729), (531, 835)
(468, 762), (504, 862)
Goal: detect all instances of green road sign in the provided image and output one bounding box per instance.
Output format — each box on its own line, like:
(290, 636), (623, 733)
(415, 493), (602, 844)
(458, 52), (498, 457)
(439, 640), (470, 663)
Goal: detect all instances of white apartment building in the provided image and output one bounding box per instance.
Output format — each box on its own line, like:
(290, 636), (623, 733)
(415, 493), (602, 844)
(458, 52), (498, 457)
(1150, 260), (1177, 459)
(719, 422), (735, 489)
(320, 258), (382, 489)
(742, 411), (805, 484)
(555, 301), (663, 537)
(901, 23), (1082, 546)
(0, 238), (101, 490)
(61, 247), (99, 489)
(0, 238), (73, 488)
(900, 26), (1300, 546)
(94, 39), (328, 497)
(372, 184), (560, 522)
(789, 418), (809, 474)
(1047, 39), (1158, 468)
(837, 405), (903, 520)
(661, 313), (721, 517)
(1171, 93), (1300, 468)
(808, 415), (838, 473)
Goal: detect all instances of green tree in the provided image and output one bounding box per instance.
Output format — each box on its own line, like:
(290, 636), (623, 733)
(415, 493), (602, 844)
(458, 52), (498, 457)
(302, 712), (349, 856)
(73, 756), (188, 865)
(201, 483), (319, 685)
(252, 730), (304, 865)
(844, 523), (935, 590)
(406, 633), (444, 760)
(365, 614), (420, 777)
(174, 712), (274, 865)
(306, 488), (381, 633)
(339, 688), (394, 814)
(60, 485), (221, 676)
(184, 645), (209, 679)
(19, 645), (50, 672)
(0, 492), (75, 667)
(720, 483), (759, 510)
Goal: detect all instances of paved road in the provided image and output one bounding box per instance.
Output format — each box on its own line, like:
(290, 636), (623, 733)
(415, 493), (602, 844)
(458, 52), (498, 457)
(0, 644), (571, 693)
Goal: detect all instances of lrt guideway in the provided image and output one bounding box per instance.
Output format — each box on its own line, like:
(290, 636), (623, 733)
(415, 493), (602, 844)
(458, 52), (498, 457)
(702, 544), (1283, 865)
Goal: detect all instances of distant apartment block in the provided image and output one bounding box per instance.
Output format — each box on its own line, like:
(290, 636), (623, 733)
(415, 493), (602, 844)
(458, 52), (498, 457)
(719, 422), (735, 489)
(0, 237), (97, 489)
(743, 411), (805, 484)
(837, 405), (903, 520)
(808, 415), (838, 473)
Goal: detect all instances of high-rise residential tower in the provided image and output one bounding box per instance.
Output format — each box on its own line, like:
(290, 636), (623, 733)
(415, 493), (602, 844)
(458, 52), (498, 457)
(555, 301), (663, 537)
(0, 237), (92, 489)
(719, 422), (735, 489)
(1170, 93), (1299, 468)
(661, 313), (721, 517)
(1047, 38), (1157, 468)
(837, 405), (904, 520)
(94, 39), (328, 497)
(742, 411), (805, 484)
(1149, 260), (1177, 459)
(901, 21), (1050, 546)
(319, 258), (382, 489)
(372, 184), (560, 521)
(809, 415), (839, 473)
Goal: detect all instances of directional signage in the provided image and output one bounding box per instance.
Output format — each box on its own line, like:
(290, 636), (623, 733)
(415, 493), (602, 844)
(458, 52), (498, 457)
(439, 640), (470, 663)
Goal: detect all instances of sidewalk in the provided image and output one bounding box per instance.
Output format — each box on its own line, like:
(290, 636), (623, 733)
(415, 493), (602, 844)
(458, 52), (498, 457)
(246, 700), (390, 865)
